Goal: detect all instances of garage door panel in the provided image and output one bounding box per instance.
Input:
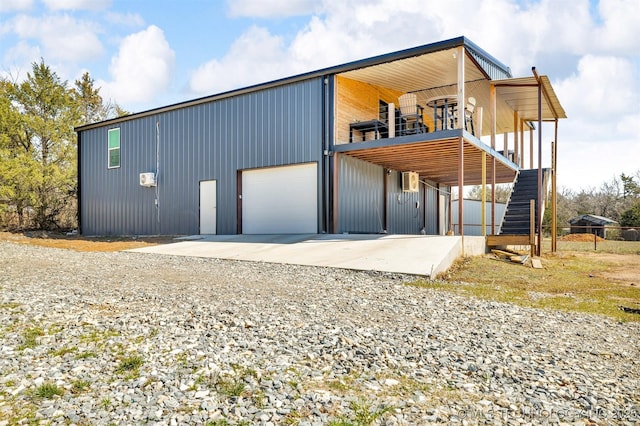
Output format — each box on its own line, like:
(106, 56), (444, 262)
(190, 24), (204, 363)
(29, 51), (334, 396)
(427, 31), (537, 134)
(242, 163), (317, 234)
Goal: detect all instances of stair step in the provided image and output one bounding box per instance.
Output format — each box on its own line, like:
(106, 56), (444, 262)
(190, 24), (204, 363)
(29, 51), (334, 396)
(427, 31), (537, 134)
(498, 169), (548, 236)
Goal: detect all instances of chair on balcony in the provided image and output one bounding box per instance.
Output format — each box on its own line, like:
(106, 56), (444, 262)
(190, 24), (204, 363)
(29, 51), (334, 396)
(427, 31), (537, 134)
(398, 93), (427, 135)
(464, 96), (476, 135)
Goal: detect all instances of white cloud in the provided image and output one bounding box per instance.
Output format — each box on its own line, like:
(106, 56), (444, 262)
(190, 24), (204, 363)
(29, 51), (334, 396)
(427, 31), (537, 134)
(556, 135), (640, 191)
(191, 0), (449, 95)
(105, 11), (145, 27)
(554, 54), (640, 190)
(41, 0), (111, 11)
(98, 25), (175, 106)
(189, 26), (291, 95)
(594, 0), (640, 54)
(8, 14), (103, 62)
(0, 0), (636, 194)
(0, 40), (41, 82)
(227, 0), (320, 18)
(555, 55), (638, 123)
(0, 0), (34, 12)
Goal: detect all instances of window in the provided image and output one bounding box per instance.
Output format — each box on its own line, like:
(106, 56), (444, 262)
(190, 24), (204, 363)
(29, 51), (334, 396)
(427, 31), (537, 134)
(108, 128), (120, 169)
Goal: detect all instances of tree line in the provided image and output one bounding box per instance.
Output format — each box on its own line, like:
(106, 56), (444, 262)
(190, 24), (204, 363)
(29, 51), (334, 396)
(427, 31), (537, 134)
(468, 171), (640, 231)
(0, 60), (126, 230)
(549, 172), (640, 230)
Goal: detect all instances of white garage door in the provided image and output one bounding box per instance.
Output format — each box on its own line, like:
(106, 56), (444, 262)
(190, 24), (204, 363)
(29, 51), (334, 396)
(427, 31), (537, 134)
(242, 163), (317, 234)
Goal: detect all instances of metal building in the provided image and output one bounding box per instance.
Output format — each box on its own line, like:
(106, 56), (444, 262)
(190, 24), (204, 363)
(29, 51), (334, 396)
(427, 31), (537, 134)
(76, 36), (565, 237)
(452, 199), (507, 236)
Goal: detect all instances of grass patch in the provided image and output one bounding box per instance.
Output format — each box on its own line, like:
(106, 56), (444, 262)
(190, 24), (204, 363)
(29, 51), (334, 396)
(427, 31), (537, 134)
(116, 355), (144, 374)
(75, 351), (98, 360)
(80, 328), (121, 344)
(71, 379), (91, 393)
(329, 399), (393, 426)
(50, 346), (77, 357)
(419, 251), (640, 322)
(544, 239), (640, 255)
(216, 376), (246, 398)
(34, 382), (64, 399)
(0, 302), (21, 310)
(19, 326), (45, 350)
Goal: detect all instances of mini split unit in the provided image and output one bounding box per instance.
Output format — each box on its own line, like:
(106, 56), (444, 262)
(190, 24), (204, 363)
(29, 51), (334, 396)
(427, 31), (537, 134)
(139, 172), (156, 187)
(401, 171), (419, 192)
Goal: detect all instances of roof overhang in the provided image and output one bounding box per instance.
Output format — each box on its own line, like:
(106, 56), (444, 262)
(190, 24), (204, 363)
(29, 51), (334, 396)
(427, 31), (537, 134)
(76, 36), (511, 132)
(337, 56), (564, 137)
(492, 75), (567, 122)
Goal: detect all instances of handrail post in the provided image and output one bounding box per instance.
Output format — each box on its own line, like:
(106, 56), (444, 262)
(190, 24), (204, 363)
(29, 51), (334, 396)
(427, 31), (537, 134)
(530, 199), (535, 258)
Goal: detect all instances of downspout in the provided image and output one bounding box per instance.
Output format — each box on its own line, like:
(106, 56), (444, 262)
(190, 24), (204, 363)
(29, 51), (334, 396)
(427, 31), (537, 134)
(323, 76), (332, 234)
(481, 151), (486, 236)
(76, 131), (82, 234)
(156, 121), (160, 225)
(383, 169), (389, 233)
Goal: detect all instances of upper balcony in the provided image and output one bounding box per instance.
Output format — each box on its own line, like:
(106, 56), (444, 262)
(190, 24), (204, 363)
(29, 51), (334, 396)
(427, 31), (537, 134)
(330, 37), (566, 187)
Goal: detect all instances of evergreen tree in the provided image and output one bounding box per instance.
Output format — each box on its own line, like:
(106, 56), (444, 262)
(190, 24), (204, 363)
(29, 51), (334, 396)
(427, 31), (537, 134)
(73, 72), (129, 125)
(5, 60), (78, 228)
(0, 80), (39, 228)
(620, 200), (640, 227)
(1, 60), (127, 230)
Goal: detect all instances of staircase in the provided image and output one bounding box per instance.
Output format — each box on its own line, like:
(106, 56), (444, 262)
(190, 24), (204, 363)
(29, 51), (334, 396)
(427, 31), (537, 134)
(500, 169), (547, 235)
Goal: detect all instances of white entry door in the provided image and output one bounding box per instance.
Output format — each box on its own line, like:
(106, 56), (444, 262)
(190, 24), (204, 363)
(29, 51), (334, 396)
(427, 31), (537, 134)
(242, 163), (317, 234)
(200, 180), (217, 234)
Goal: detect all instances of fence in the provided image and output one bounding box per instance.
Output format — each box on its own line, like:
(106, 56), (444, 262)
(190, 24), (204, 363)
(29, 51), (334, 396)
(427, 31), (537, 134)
(543, 225), (640, 253)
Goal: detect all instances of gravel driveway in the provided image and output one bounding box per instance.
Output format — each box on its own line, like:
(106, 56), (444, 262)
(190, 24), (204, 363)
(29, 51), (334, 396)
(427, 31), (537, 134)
(0, 241), (638, 425)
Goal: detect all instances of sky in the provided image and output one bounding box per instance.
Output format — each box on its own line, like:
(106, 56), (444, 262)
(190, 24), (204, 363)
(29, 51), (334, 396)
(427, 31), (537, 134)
(0, 0), (638, 192)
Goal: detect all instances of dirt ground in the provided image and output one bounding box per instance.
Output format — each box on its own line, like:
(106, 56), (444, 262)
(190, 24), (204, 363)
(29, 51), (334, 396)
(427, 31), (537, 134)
(581, 252), (640, 285)
(0, 231), (175, 252)
(559, 233), (605, 242)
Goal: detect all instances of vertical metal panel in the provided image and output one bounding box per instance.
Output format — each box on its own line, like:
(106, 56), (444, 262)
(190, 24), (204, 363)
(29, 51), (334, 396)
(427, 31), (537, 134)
(452, 199), (506, 236)
(423, 179), (438, 235)
(467, 47), (511, 80)
(387, 171), (422, 234)
(442, 185), (451, 234)
(80, 78), (325, 235)
(338, 156), (384, 233)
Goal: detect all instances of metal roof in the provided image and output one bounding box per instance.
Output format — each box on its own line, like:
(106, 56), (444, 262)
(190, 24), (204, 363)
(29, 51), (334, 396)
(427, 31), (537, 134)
(568, 214), (618, 225)
(75, 35), (564, 188)
(76, 36), (511, 132)
(492, 75), (567, 121)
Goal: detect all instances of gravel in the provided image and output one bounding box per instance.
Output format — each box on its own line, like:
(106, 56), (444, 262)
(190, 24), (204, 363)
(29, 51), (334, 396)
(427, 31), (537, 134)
(0, 241), (638, 425)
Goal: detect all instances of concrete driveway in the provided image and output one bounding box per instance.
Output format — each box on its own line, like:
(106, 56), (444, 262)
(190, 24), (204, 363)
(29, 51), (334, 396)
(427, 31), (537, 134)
(129, 234), (485, 277)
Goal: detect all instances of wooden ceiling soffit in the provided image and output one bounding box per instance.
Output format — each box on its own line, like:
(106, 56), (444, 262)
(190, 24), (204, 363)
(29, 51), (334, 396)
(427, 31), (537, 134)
(338, 138), (517, 186)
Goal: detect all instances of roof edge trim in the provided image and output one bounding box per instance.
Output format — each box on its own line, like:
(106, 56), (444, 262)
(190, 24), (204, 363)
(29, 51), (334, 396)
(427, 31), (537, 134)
(76, 36), (512, 132)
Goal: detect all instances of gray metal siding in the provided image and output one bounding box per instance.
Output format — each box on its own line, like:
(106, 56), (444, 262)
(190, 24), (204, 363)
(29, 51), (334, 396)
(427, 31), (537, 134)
(80, 78), (324, 235)
(338, 158), (441, 235)
(338, 156), (384, 233)
(452, 199), (506, 236)
(387, 171), (422, 234)
(423, 180), (438, 235)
